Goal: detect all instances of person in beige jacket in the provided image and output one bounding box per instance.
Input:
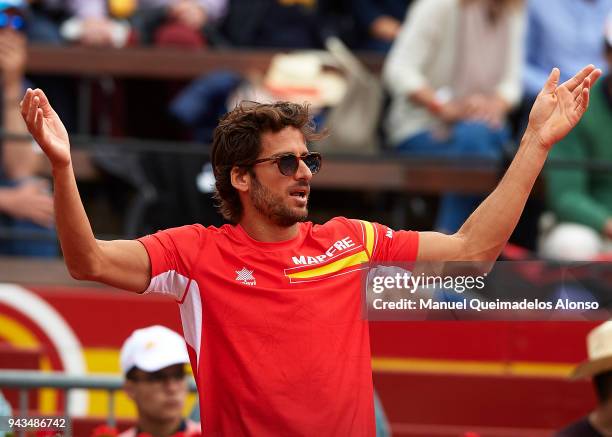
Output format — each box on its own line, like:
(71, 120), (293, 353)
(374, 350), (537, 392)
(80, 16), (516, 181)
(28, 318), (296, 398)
(384, 0), (525, 233)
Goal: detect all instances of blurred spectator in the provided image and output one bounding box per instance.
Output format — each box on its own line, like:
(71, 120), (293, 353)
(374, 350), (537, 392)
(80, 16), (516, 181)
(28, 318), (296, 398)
(25, 0), (110, 135)
(0, 22), (56, 256)
(524, 0), (612, 102)
(120, 0), (229, 235)
(219, 0), (344, 49)
(0, 391), (10, 437)
(383, 0), (524, 233)
(352, 0), (412, 52)
(554, 320), (612, 436)
(541, 25), (612, 261)
(119, 325), (200, 437)
(27, 0), (123, 47)
(518, 0), (612, 145)
(130, 0), (227, 48)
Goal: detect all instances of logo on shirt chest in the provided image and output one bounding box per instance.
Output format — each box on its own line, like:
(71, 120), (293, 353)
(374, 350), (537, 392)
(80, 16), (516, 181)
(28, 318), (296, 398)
(291, 236), (355, 266)
(283, 236), (369, 284)
(235, 267), (256, 286)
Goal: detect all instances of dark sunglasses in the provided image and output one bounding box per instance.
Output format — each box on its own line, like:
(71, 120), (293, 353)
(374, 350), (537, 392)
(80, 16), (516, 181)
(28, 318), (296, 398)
(250, 152), (322, 176)
(0, 10), (25, 31)
(129, 367), (186, 384)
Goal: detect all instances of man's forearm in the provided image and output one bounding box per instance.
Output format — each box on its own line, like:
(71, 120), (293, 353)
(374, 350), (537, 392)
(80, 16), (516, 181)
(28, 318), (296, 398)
(52, 163), (103, 278)
(456, 129), (548, 260)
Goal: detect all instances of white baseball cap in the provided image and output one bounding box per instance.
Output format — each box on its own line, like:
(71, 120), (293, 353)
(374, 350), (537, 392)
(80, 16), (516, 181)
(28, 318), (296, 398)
(120, 325), (189, 374)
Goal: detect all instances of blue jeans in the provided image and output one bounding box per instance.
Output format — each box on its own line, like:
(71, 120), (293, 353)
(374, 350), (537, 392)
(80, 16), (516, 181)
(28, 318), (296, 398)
(397, 121), (509, 233)
(0, 179), (57, 257)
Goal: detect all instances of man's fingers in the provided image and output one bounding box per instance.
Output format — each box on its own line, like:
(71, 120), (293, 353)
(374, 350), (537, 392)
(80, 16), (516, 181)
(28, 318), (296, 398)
(586, 68), (602, 90)
(35, 108), (44, 134)
(573, 87), (590, 120)
(24, 92), (38, 125)
(561, 64), (595, 92)
(32, 97), (41, 126)
(572, 78), (590, 101)
(33, 89), (54, 115)
(543, 68), (560, 94)
(578, 87), (590, 113)
(20, 88), (33, 118)
(572, 69), (601, 99)
(25, 95), (39, 126)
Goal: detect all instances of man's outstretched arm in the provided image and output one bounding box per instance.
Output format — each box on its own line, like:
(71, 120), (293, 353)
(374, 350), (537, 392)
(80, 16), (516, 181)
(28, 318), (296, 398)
(417, 65), (601, 262)
(20, 89), (151, 292)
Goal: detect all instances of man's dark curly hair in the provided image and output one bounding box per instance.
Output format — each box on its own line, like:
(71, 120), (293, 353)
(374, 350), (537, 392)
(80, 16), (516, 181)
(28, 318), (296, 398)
(211, 101), (325, 223)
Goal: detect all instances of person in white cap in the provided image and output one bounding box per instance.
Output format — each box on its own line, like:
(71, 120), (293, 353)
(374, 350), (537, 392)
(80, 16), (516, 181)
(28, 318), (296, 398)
(119, 325), (200, 437)
(554, 321), (612, 437)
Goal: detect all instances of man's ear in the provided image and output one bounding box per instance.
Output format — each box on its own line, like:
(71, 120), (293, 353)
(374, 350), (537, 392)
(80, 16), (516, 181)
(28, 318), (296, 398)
(231, 166), (251, 193)
(124, 380), (137, 401)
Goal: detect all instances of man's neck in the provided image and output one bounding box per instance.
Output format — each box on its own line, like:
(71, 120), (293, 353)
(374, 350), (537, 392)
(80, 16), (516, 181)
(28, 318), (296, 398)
(239, 218), (300, 243)
(136, 416), (183, 437)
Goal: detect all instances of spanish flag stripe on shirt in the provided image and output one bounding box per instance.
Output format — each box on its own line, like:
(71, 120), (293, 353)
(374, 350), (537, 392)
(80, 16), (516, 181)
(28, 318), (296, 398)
(359, 220), (375, 258)
(286, 250), (369, 279)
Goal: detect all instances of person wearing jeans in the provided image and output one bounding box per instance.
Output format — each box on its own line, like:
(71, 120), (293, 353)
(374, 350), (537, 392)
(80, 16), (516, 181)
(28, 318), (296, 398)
(384, 0), (524, 233)
(0, 17), (56, 256)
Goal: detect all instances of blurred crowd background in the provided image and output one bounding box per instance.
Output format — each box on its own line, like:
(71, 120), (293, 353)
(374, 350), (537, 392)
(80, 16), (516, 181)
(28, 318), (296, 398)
(1, 0), (612, 262)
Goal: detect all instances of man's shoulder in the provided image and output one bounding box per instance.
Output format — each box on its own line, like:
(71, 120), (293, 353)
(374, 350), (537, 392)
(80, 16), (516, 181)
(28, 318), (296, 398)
(157, 222), (236, 238)
(312, 216), (363, 235)
(312, 217), (389, 247)
(138, 223), (237, 252)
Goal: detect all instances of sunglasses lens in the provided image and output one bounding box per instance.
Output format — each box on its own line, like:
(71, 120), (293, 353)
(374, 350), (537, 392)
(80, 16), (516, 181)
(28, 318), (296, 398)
(0, 12), (24, 30)
(278, 155), (299, 176)
(11, 16), (24, 30)
(150, 368), (186, 383)
(304, 154), (321, 174)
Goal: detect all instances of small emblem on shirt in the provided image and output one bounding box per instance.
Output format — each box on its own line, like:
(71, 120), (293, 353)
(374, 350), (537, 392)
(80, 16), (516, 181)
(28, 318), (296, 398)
(236, 267), (256, 286)
(385, 227), (393, 239)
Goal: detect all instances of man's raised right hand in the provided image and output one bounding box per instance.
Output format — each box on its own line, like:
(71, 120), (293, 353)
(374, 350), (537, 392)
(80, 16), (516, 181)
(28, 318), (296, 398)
(20, 88), (71, 169)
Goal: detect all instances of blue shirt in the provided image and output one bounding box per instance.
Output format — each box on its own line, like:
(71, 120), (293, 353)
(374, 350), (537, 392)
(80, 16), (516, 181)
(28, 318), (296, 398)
(524, 0), (612, 96)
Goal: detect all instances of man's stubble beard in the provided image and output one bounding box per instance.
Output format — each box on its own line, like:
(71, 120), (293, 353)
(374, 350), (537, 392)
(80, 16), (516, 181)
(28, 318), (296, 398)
(250, 174), (309, 227)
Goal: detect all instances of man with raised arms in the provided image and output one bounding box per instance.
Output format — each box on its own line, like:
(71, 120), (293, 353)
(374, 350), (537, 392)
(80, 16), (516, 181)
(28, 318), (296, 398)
(20, 65), (600, 436)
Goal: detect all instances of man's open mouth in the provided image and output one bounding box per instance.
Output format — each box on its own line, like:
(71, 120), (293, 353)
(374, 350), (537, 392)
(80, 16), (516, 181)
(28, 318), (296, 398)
(289, 187), (309, 199)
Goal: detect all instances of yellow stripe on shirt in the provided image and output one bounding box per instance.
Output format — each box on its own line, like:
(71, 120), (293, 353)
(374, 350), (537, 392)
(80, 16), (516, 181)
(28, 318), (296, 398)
(360, 220), (375, 259)
(286, 250), (369, 279)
